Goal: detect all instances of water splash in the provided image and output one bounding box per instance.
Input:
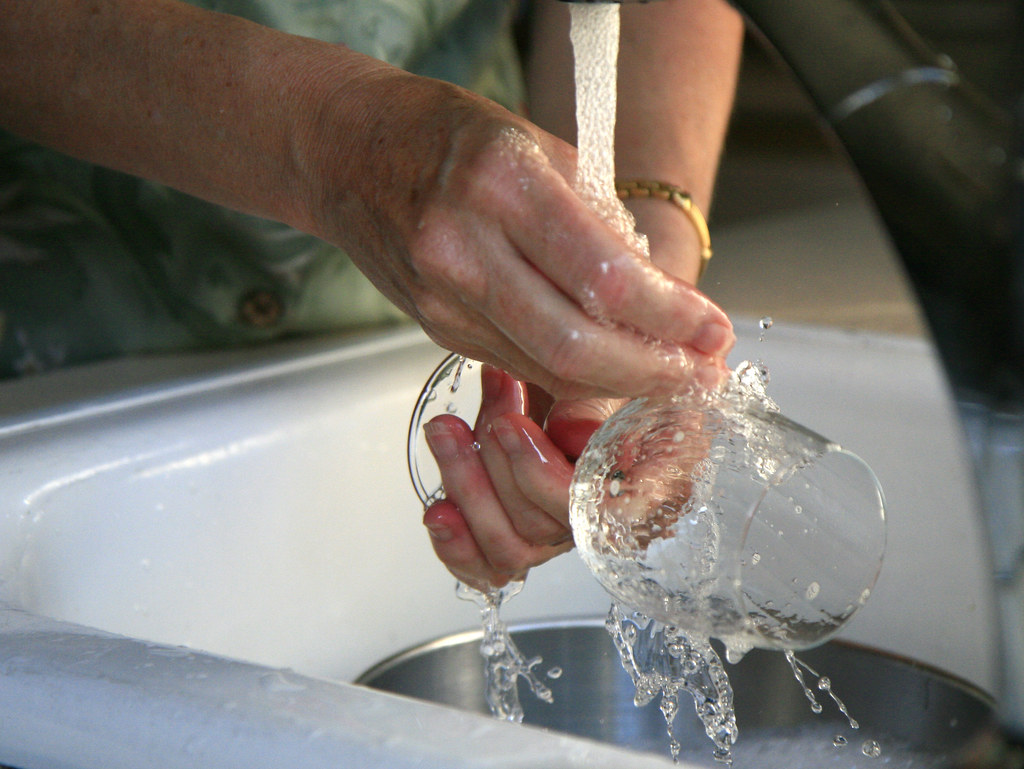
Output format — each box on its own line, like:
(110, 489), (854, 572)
(450, 356), (467, 393)
(456, 581), (553, 722)
(606, 603), (738, 764)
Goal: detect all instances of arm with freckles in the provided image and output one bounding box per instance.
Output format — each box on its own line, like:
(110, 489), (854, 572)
(0, 0), (732, 400)
(426, 0), (744, 588)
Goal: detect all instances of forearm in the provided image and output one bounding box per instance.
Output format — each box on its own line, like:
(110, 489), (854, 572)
(527, 0), (744, 283)
(0, 0), (386, 232)
(1, 0), (735, 398)
(616, 0), (743, 209)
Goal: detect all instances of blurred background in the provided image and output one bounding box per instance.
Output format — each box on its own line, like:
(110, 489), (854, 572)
(705, 0), (1020, 337)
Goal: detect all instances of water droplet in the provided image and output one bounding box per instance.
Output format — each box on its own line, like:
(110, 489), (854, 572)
(833, 735), (848, 747)
(758, 316), (774, 341)
(861, 739), (882, 758)
(750, 552), (761, 565)
(817, 676), (831, 691)
(471, 441), (482, 451)
(805, 581), (820, 600)
(449, 357), (466, 393)
(546, 666), (563, 679)
(605, 606), (735, 763)
(725, 644), (749, 664)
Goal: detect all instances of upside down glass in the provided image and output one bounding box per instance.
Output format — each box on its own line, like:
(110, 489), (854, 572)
(569, 364), (887, 657)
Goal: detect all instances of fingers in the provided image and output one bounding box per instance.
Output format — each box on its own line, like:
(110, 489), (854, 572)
(422, 500), (512, 591)
(544, 397), (626, 461)
(421, 367), (578, 589)
(474, 367), (571, 545)
(490, 413), (574, 525)
(477, 231), (732, 399)
(423, 413), (573, 589)
(410, 120), (733, 401)
(508, 183), (731, 350)
(490, 157), (735, 394)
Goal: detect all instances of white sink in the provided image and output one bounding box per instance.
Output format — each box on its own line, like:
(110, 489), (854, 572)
(0, 314), (997, 767)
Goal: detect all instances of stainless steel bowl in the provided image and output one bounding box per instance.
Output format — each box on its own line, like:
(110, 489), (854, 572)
(357, 619), (1000, 768)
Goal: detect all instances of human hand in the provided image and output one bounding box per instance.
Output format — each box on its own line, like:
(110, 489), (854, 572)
(421, 365), (624, 590)
(0, 1), (731, 400)
(301, 63), (733, 400)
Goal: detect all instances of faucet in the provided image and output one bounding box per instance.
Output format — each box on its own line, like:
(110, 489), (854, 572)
(564, 0), (1024, 742)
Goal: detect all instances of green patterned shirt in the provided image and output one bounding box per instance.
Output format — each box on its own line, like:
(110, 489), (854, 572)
(0, 0), (525, 376)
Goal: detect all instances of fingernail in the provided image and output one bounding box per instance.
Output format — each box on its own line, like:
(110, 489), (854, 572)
(692, 321), (734, 356)
(425, 521), (454, 542)
(423, 420), (458, 461)
(491, 417), (520, 455)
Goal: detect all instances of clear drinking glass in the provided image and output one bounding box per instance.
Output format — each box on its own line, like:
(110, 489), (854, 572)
(570, 366), (887, 656)
(407, 353), (483, 508)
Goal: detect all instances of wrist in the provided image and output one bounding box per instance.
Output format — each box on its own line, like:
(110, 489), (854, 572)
(620, 192), (710, 287)
(287, 56), (473, 255)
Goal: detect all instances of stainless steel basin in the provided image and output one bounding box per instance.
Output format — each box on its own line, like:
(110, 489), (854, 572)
(358, 619), (1000, 768)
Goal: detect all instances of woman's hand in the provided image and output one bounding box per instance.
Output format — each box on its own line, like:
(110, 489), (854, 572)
(421, 365), (627, 590)
(300, 64), (732, 401)
(0, 0), (733, 401)
(422, 365), (725, 589)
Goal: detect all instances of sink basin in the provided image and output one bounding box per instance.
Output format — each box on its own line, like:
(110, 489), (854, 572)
(0, 315), (998, 767)
(359, 620), (998, 768)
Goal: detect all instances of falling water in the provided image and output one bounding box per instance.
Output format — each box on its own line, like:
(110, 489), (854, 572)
(566, 5), (875, 764)
(570, 3), (649, 258)
(570, 4), (738, 761)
